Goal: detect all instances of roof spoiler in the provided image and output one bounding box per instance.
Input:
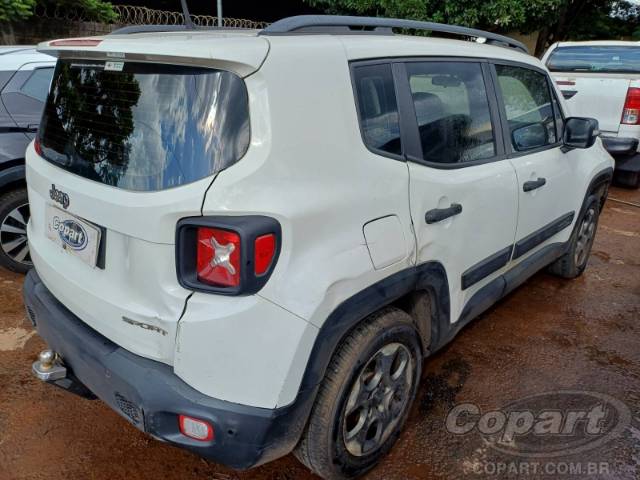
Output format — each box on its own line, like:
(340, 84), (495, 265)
(259, 15), (528, 54)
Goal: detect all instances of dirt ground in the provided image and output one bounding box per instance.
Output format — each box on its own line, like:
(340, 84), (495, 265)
(0, 186), (638, 480)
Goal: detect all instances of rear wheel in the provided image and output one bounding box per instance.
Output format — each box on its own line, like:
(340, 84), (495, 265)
(548, 195), (600, 279)
(295, 307), (422, 479)
(0, 188), (32, 274)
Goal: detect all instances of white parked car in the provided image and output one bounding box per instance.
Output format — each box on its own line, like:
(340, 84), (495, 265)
(543, 41), (640, 187)
(24, 16), (613, 479)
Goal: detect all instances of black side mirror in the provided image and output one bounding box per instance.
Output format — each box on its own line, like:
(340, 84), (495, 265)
(563, 117), (599, 149)
(512, 122), (548, 151)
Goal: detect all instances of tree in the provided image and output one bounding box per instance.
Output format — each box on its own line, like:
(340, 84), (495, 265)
(0, 0), (116, 23)
(304, 0), (639, 56)
(0, 0), (37, 21)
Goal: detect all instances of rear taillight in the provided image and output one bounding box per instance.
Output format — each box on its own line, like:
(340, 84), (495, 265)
(176, 216), (281, 295)
(34, 137), (42, 156)
(622, 87), (640, 125)
(196, 228), (241, 287)
(254, 234), (276, 276)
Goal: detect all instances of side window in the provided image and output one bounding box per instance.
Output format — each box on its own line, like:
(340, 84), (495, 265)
(20, 68), (53, 102)
(406, 61), (496, 164)
(353, 63), (402, 156)
(495, 65), (557, 152)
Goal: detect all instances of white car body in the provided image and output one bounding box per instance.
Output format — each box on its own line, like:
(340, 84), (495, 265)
(542, 41), (640, 151)
(23, 19), (614, 473)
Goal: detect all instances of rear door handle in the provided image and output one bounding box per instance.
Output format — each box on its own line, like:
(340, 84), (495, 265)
(523, 177), (546, 192)
(425, 203), (463, 224)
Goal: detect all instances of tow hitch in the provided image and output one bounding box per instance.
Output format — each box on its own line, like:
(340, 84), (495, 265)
(32, 349), (96, 399)
(32, 349), (67, 381)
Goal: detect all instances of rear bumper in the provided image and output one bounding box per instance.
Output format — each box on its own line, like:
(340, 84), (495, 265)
(23, 269), (316, 469)
(602, 136), (639, 156)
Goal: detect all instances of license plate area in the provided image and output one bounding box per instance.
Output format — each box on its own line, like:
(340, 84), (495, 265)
(45, 205), (105, 268)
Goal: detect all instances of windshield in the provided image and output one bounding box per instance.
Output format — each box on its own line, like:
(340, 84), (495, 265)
(547, 45), (640, 74)
(38, 60), (250, 191)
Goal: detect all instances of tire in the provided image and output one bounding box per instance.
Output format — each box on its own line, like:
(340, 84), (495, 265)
(548, 195), (600, 279)
(0, 188), (32, 274)
(295, 307), (422, 480)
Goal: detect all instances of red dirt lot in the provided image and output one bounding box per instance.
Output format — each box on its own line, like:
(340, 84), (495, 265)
(0, 186), (638, 480)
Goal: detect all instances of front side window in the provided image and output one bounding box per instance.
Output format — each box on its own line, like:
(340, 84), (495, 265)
(20, 67), (53, 102)
(407, 61), (495, 164)
(39, 60), (250, 192)
(547, 46), (640, 74)
(495, 65), (557, 152)
(353, 63), (402, 156)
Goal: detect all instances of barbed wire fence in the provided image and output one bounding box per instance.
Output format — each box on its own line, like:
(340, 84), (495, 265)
(2, 4), (269, 44)
(32, 3), (269, 29)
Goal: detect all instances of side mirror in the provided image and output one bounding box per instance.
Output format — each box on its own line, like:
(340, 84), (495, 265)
(563, 117), (599, 149)
(512, 122), (548, 151)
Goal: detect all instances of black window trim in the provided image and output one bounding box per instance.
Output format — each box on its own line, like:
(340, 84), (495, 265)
(351, 56), (509, 170)
(399, 57), (507, 169)
(348, 59), (408, 163)
(490, 59), (564, 159)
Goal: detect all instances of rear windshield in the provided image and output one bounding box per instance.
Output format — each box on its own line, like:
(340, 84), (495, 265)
(547, 46), (640, 74)
(39, 60), (250, 191)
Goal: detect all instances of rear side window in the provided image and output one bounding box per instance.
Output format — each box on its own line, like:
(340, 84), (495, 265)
(20, 67), (53, 102)
(39, 60), (250, 192)
(406, 62), (495, 164)
(353, 63), (402, 156)
(547, 46), (640, 74)
(495, 65), (557, 151)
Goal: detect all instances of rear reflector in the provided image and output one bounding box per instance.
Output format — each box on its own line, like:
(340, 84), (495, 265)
(254, 233), (276, 276)
(49, 38), (102, 47)
(622, 87), (640, 125)
(179, 415), (214, 442)
(196, 227), (241, 287)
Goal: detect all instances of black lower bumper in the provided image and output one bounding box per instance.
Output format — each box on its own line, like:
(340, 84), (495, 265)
(602, 136), (639, 156)
(23, 269), (317, 469)
(612, 153), (640, 188)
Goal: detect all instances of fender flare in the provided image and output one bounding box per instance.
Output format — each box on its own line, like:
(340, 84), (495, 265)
(296, 261), (450, 394)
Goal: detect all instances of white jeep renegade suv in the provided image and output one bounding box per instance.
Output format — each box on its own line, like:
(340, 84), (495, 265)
(24, 16), (614, 479)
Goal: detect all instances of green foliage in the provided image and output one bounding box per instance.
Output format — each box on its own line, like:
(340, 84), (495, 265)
(303, 0), (566, 32)
(50, 0), (117, 22)
(0, 0), (116, 23)
(570, 0), (640, 40)
(305, 0), (640, 55)
(0, 0), (37, 21)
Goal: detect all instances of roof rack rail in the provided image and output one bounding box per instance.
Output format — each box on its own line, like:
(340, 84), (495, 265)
(259, 15), (528, 54)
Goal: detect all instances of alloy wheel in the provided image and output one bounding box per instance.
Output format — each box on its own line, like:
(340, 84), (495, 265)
(574, 207), (596, 268)
(342, 342), (414, 457)
(0, 202), (31, 266)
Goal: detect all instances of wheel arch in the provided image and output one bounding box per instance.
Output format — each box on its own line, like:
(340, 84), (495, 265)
(297, 261), (450, 395)
(0, 162), (26, 194)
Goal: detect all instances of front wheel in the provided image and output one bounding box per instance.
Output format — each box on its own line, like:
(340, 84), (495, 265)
(0, 188), (32, 274)
(548, 195), (600, 279)
(295, 307), (422, 479)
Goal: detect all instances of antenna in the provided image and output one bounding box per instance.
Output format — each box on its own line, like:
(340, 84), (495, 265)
(180, 0), (195, 29)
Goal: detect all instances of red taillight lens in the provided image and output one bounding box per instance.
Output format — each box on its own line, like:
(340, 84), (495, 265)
(622, 87), (640, 125)
(254, 234), (276, 276)
(178, 415), (214, 442)
(196, 227), (241, 287)
(34, 137), (42, 156)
